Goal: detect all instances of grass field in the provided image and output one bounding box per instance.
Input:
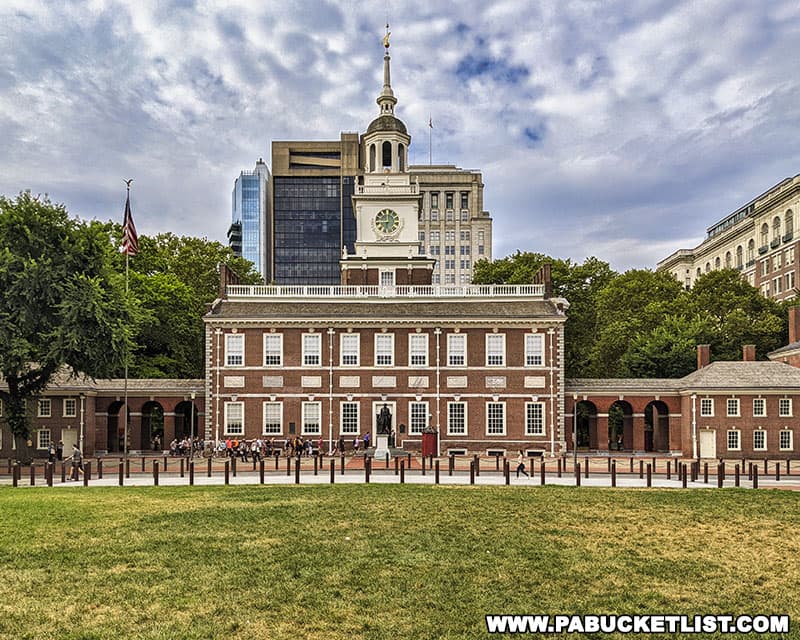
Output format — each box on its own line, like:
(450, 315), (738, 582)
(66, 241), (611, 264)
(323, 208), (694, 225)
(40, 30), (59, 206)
(0, 485), (798, 640)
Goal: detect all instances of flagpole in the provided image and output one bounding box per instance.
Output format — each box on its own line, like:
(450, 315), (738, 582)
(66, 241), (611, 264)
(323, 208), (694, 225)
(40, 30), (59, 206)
(124, 182), (130, 470)
(429, 115), (432, 165)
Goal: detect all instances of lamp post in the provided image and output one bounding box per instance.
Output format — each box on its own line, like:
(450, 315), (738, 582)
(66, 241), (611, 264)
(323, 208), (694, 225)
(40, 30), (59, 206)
(79, 392), (86, 454)
(572, 393), (578, 467)
(190, 390), (196, 460)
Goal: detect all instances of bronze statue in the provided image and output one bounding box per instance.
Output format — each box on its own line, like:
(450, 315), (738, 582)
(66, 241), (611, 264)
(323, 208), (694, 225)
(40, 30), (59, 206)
(377, 404), (392, 434)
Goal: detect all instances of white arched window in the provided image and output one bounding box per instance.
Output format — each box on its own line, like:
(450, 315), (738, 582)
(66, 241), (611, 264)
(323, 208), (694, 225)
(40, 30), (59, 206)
(773, 216), (781, 242)
(736, 246), (743, 268)
(761, 223), (769, 248)
(786, 210), (794, 238)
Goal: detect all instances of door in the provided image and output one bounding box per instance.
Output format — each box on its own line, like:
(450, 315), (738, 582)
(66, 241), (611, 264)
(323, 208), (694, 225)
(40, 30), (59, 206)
(61, 428), (78, 453)
(699, 429), (716, 459)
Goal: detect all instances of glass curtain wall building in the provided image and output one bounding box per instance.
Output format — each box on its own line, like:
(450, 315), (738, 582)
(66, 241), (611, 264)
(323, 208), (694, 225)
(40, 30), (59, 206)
(230, 159), (270, 279)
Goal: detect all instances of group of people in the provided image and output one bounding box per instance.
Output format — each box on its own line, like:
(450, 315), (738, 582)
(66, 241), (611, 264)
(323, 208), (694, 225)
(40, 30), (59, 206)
(167, 436), (204, 457)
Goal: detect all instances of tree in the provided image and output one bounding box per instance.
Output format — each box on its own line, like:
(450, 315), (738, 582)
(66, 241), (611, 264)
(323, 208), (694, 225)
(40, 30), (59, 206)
(0, 193), (131, 460)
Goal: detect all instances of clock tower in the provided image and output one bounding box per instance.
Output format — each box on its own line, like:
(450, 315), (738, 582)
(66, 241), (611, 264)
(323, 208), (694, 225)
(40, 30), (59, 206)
(341, 26), (435, 287)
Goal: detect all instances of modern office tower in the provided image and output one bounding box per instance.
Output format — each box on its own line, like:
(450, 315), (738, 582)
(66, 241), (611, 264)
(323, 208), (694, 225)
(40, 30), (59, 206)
(229, 158), (270, 280)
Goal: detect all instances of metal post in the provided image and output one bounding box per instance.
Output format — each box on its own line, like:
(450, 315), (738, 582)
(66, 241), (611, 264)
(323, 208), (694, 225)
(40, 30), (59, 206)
(207, 456), (212, 478)
(504, 460), (509, 485)
(611, 460), (616, 487)
(190, 461), (195, 486)
(400, 460), (405, 484)
(469, 460), (475, 485)
(259, 460), (264, 484)
(330, 459), (335, 484)
(575, 462), (581, 487)
(717, 463), (723, 488)
(584, 459), (589, 478)
(153, 460), (159, 486)
(224, 460), (230, 485)
(118, 461), (124, 486)
(703, 462), (708, 484)
(46, 462), (53, 487)
(735, 464), (740, 487)
(295, 459), (300, 484)
(180, 457), (185, 478)
(30, 464), (35, 486)
(435, 460), (440, 484)
(639, 460), (643, 479)
(646, 463), (651, 488)
(540, 460), (545, 486)
(232, 455), (237, 477)
(753, 465), (759, 489)
(474, 454), (480, 477)
(682, 464), (687, 488)
(421, 456), (426, 476)
(364, 457), (370, 484)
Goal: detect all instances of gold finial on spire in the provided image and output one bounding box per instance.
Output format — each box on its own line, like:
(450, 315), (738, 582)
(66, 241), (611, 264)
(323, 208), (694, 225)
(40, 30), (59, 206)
(383, 23), (390, 49)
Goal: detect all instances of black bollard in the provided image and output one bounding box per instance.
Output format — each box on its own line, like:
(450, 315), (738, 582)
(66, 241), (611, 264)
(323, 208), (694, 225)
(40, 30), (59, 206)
(97, 459), (103, 479)
(295, 459), (300, 484)
(703, 462), (708, 484)
(224, 460), (230, 485)
(630, 457), (634, 474)
(330, 459), (335, 484)
(394, 457), (399, 476)
(400, 460), (405, 484)
(435, 460), (440, 484)
(753, 465), (759, 489)
(607, 457), (612, 473)
(365, 457), (370, 484)
(735, 464), (740, 487)
(575, 462), (581, 487)
(639, 460), (643, 479)
(540, 460), (546, 486)
(314, 455), (318, 476)
(286, 457), (291, 477)
(12, 463), (19, 488)
(584, 459), (589, 478)
(386, 453), (390, 470)
(141, 457), (145, 473)
(208, 456), (212, 478)
(340, 454), (345, 475)
(611, 460), (616, 487)
(180, 457), (185, 478)
(504, 460), (510, 486)
(84, 461), (91, 485)
(61, 461), (67, 483)
(717, 463), (723, 488)
(190, 461), (195, 486)
(422, 456), (426, 476)
(646, 463), (651, 488)
(681, 464), (687, 488)
(46, 462), (53, 487)
(275, 453), (280, 471)
(125, 459), (130, 479)
(652, 457), (657, 474)
(407, 452), (411, 469)
(30, 464), (35, 486)
(259, 460), (264, 484)
(557, 458), (562, 478)
(231, 455), (237, 477)
(764, 459), (768, 475)
(449, 454), (454, 476)
(469, 460), (475, 485)
(164, 456), (168, 471)
(118, 461), (124, 486)
(153, 460), (159, 486)
(776, 464), (780, 482)
(667, 463), (671, 480)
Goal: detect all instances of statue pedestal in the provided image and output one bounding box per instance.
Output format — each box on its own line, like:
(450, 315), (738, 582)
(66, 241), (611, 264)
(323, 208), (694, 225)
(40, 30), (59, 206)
(374, 434), (391, 461)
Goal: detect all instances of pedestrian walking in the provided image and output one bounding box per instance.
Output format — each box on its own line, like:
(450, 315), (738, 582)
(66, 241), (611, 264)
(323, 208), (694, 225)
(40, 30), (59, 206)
(516, 450), (529, 478)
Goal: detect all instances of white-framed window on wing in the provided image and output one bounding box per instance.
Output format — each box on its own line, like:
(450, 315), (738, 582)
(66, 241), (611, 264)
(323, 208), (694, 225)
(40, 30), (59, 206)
(726, 429), (740, 451)
(340, 402), (359, 434)
(726, 398), (740, 417)
(486, 402), (506, 435)
(447, 333), (466, 366)
(700, 398), (714, 417)
(525, 402), (545, 436)
(447, 402), (466, 435)
(37, 429), (51, 450)
(486, 333), (506, 367)
(263, 333), (283, 367)
(779, 430), (793, 451)
(779, 398), (792, 417)
(409, 402), (428, 434)
(302, 333), (322, 366)
(525, 333), (544, 367)
(302, 401), (322, 435)
(340, 333), (360, 366)
(752, 398), (766, 417)
(262, 401), (282, 435)
(753, 430), (766, 451)
(37, 399), (51, 418)
(224, 402), (244, 436)
(409, 333), (429, 367)
(63, 398), (77, 418)
(375, 333), (394, 366)
(225, 333), (244, 367)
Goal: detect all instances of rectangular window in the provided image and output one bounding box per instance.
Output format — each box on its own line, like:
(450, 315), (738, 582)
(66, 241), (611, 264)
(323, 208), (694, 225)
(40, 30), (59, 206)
(526, 402), (545, 436)
(302, 401), (321, 435)
(460, 210), (468, 221)
(753, 430), (766, 451)
(447, 402), (466, 435)
(430, 192), (439, 209)
(780, 398), (792, 417)
(419, 231), (425, 242)
(380, 270), (395, 286)
(263, 333), (283, 367)
(430, 231), (440, 243)
(478, 245), (485, 255)
(753, 398), (766, 417)
(225, 333), (244, 367)
(431, 210), (438, 222)
(409, 333), (429, 367)
(63, 398), (77, 418)
(447, 334), (466, 366)
(460, 231), (471, 242)
(340, 402), (359, 434)
(409, 402), (428, 434)
(486, 333), (506, 366)
(38, 399), (51, 418)
(700, 398), (714, 417)
(445, 192), (454, 209)
(525, 333), (544, 366)
(726, 398), (740, 417)
(460, 192), (469, 210)
(224, 402), (244, 436)
(727, 430), (740, 451)
(375, 333), (394, 366)
(303, 333), (321, 366)
(340, 333), (360, 366)
(37, 429), (51, 450)
(262, 402), (282, 435)
(779, 430), (793, 451)
(486, 402), (506, 435)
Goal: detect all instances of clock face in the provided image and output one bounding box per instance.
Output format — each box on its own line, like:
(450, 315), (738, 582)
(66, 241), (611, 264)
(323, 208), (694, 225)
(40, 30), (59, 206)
(375, 209), (400, 234)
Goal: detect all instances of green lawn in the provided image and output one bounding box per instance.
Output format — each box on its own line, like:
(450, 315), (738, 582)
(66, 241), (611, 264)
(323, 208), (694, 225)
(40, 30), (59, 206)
(0, 485), (798, 639)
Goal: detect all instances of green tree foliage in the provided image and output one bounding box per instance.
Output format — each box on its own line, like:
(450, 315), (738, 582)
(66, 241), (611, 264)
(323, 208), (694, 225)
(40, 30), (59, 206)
(0, 193), (131, 455)
(473, 252), (616, 377)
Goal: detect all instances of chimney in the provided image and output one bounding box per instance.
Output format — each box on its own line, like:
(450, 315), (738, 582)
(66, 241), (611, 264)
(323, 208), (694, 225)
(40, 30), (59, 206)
(697, 344), (710, 370)
(789, 306), (800, 344)
(743, 345), (756, 362)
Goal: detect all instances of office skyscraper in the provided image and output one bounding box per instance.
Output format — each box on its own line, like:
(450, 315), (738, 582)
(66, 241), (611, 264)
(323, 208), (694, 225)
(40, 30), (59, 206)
(229, 159), (270, 279)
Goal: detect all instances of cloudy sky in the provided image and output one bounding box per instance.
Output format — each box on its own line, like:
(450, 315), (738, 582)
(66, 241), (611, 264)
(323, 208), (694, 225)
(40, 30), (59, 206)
(2, 0), (799, 272)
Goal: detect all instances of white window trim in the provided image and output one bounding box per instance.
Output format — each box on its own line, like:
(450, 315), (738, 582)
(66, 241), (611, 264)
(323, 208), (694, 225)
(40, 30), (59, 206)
(262, 333), (283, 367)
(485, 333), (506, 367)
(379, 269), (395, 287)
(262, 401), (283, 436)
(224, 401), (245, 436)
(339, 401), (360, 435)
(486, 401), (506, 436)
(409, 401), (429, 435)
(374, 333), (395, 367)
(753, 430), (767, 451)
(446, 401), (467, 436)
(447, 333), (467, 367)
(302, 401), (322, 435)
(37, 398), (51, 418)
(524, 333), (545, 367)
(525, 402), (546, 436)
(408, 333), (429, 367)
(752, 398), (766, 418)
(779, 398), (793, 417)
(779, 430), (793, 451)
(63, 398), (77, 418)
(726, 398), (740, 418)
(225, 333), (245, 367)
(37, 429), (51, 450)
(726, 429), (741, 452)
(340, 333), (360, 367)
(700, 398), (714, 417)
(302, 333), (322, 367)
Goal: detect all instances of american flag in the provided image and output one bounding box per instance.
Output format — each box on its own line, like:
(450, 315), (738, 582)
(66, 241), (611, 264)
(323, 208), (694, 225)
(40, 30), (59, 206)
(121, 189), (138, 256)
